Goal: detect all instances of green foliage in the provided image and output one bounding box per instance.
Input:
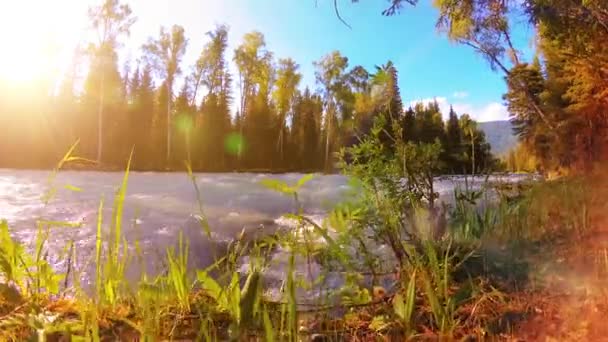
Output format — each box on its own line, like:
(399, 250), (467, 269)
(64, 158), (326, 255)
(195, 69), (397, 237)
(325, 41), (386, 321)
(166, 232), (191, 311)
(504, 144), (538, 172)
(392, 270), (416, 333)
(143, 24), (188, 165)
(363, 0), (608, 172)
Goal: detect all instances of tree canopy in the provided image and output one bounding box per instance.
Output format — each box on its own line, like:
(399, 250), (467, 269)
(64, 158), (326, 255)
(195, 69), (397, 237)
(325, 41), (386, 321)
(0, 0), (499, 174)
(352, 0), (608, 172)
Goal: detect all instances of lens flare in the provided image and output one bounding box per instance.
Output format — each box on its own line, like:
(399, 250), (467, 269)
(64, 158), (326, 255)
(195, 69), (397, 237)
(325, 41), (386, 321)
(224, 133), (245, 156)
(175, 113), (194, 133)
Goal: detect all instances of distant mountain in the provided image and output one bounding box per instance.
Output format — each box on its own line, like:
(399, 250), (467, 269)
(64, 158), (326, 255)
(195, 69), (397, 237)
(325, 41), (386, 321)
(478, 120), (518, 156)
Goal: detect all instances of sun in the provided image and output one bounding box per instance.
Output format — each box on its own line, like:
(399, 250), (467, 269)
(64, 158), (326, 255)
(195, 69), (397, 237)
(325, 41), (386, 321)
(0, 41), (50, 85)
(0, 0), (89, 86)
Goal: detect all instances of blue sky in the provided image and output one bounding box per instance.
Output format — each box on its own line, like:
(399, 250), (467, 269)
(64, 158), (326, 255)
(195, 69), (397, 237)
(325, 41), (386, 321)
(1, 0), (537, 121)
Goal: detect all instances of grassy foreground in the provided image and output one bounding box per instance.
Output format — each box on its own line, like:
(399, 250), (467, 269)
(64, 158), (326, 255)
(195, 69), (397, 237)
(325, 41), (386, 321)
(0, 153), (603, 341)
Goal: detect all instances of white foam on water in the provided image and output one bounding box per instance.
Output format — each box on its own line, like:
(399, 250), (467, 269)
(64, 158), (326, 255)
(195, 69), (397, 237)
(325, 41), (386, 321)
(0, 169), (537, 295)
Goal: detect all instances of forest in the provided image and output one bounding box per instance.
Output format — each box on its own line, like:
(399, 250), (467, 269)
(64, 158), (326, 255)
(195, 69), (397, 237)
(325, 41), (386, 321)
(1, 0), (608, 340)
(0, 2), (497, 173)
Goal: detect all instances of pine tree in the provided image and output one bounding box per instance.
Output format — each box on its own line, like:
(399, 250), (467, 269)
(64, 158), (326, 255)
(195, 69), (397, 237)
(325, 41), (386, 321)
(291, 88), (323, 170)
(234, 31), (274, 169)
(414, 101), (444, 144)
(445, 105), (463, 172)
(143, 25), (188, 168)
(83, 43), (125, 163)
(173, 79), (195, 164)
(273, 58), (302, 169)
(314, 51), (350, 171)
(86, 0), (136, 164)
(127, 64), (156, 169)
(371, 60), (403, 153)
(193, 25), (233, 170)
(401, 107), (416, 142)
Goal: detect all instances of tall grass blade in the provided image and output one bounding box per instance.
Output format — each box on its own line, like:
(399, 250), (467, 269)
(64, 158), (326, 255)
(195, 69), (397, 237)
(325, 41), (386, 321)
(95, 198), (104, 303)
(263, 305), (275, 342)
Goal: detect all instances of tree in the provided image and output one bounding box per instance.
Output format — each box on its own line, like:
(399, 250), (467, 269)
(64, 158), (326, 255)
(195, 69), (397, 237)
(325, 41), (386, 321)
(127, 63), (156, 168)
(233, 31), (274, 169)
(414, 101), (444, 145)
(173, 78), (196, 164)
(291, 88), (323, 170)
(371, 60), (403, 152)
(459, 114), (494, 174)
(314, 51), (350, 171)
(350, 0), (608, 172)
(86, 0), (135, 163)
(143, 25), (188, 167)
(346, 65), (373, 146)
(192, 25), (233, 170)
(272, 58), (302, 167)
(401, 106), (416, 142)
(444, 105), (462, 171)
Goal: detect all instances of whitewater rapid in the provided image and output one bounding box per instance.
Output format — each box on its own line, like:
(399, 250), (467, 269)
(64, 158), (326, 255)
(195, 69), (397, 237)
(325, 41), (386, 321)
(0, 169), (534, 298)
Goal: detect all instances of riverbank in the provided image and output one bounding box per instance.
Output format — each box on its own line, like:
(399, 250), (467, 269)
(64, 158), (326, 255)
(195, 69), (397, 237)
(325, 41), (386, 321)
(1, 162), (329, 174)
(510, 173), (608, 340)
(0, 173), (599, 340)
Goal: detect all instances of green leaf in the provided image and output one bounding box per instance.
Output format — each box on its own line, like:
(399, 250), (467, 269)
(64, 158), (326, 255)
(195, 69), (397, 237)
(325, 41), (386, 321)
(240, 270), (261, 328)
(230, 272), (241, 323)
(259, 178), (294, 195)
(64, 156), (97, 164)
(36, 220), (82, 228)
(404, 271), (417, 324)
(197, 271), (224, 305)
(281, 213), (301, 221)
(393, 293), (406, 321)
(369, 315), (390, 332)
(295, 173), (314, 189)
(421, 270), (446, 329)
(64, 184), (83, 192)
(262, 306), (274, 342)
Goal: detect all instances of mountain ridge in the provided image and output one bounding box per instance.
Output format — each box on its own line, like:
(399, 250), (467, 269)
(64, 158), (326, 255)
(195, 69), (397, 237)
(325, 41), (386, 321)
(478, 120), (518, 156)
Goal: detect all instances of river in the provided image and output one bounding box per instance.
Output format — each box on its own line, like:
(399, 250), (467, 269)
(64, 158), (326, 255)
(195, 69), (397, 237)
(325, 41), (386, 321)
(0, 169), (534, 300)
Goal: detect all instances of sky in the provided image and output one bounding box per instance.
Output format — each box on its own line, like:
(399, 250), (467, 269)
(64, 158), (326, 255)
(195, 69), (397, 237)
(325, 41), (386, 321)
(0, 0), (536, 122)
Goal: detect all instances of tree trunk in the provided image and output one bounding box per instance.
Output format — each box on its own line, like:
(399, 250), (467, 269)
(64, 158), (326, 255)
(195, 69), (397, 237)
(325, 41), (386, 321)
(97, 72), (105, 164)
(325, 105), (332, 172)
(237, 72), (245, 168)
(186, 130), (191, 164)
(470, 128), (475, 175)
(277, 116), (285, 167)
(166, 82), (172, 167)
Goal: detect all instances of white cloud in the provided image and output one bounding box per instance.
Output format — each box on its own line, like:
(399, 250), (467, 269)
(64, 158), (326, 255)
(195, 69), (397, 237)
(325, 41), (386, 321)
(452, 91), (469, 99)
(406, 97), (509, 122)
(476, 102), (509, 122)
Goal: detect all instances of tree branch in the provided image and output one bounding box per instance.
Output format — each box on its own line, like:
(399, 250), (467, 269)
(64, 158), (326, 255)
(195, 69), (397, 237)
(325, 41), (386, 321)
(334, 0), (352, 29)
(459, 39), (511, 75)
(501, 28), (521, 66)
(458, 39), (558, 131)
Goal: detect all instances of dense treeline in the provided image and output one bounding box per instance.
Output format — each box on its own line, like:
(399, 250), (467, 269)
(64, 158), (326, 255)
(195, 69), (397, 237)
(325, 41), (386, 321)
(0, 0), (496, 173)
(363, 0), (608, 173)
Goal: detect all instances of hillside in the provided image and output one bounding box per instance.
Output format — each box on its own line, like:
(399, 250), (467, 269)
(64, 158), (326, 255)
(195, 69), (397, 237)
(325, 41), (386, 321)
(478, 120), (518, 156)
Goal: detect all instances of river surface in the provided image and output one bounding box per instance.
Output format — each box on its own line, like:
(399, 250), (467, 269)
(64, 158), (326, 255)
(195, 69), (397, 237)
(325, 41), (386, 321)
(0, 170), (533, 299)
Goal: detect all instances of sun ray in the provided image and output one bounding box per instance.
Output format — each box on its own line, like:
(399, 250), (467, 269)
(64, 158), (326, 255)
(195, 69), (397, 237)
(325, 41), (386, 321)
(0, 0), (89, 86)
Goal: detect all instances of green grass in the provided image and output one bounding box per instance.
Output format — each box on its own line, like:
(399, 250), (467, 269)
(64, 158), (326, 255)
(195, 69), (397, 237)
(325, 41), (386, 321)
(0, 146), (593, 341)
